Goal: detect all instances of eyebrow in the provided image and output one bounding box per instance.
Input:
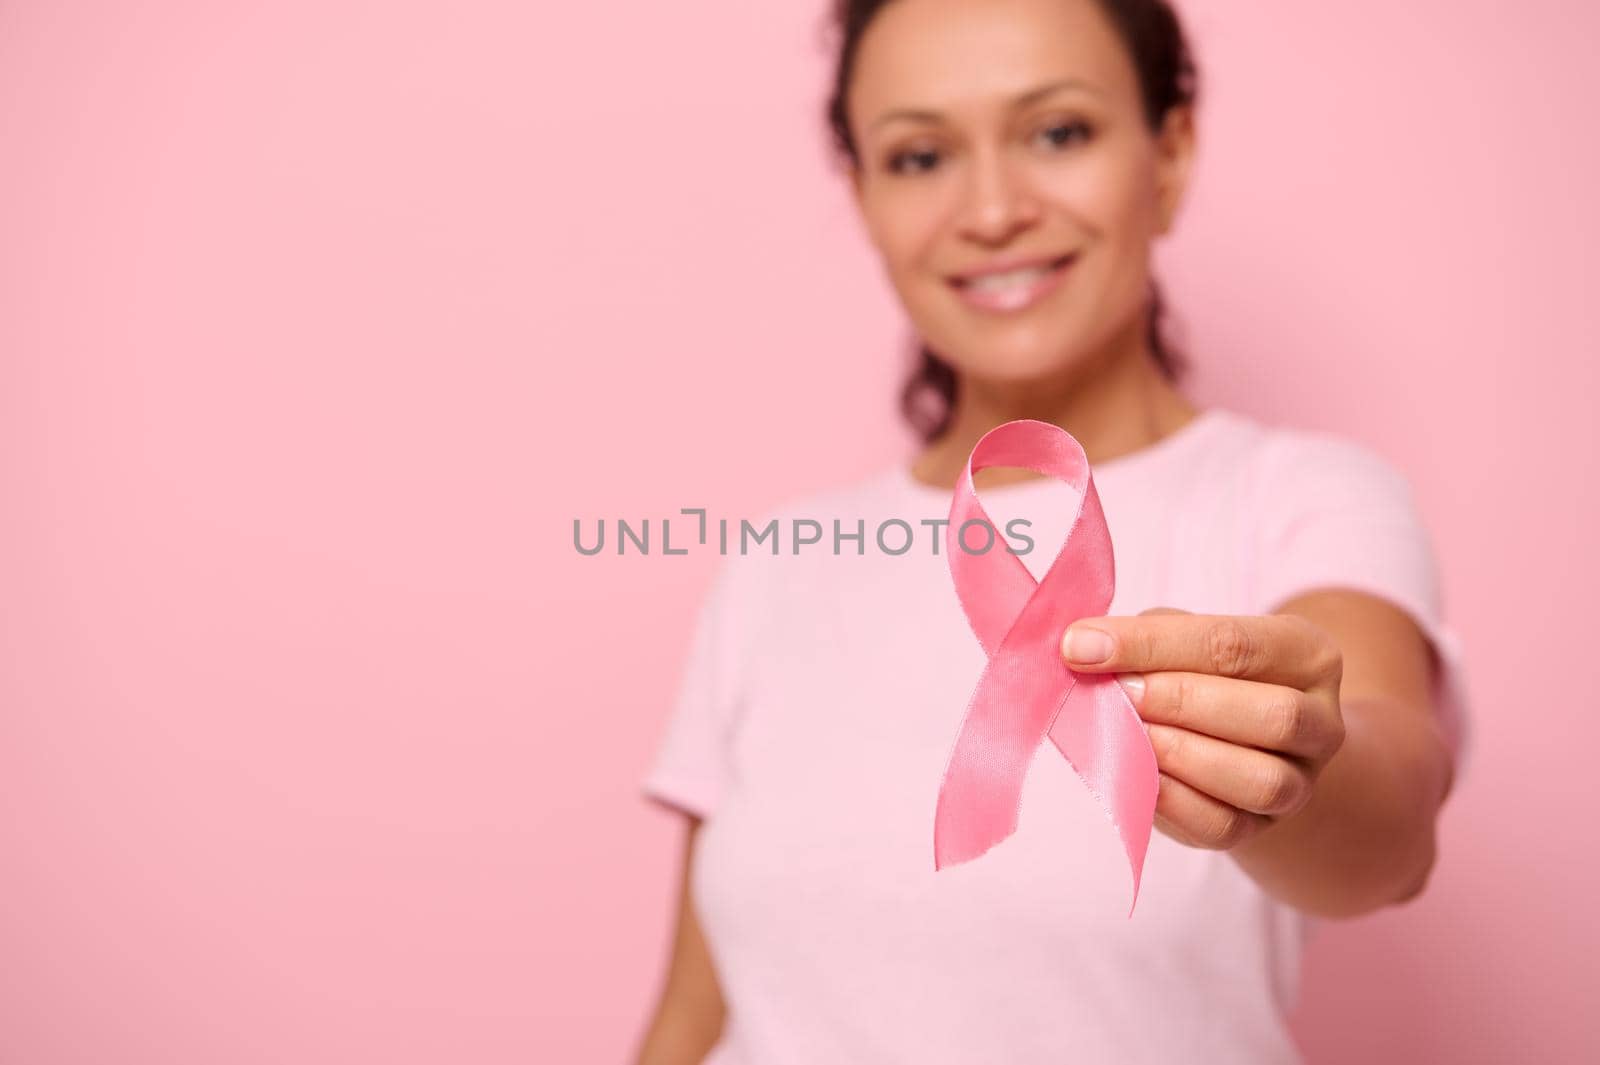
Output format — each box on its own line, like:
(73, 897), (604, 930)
(868, 77), (1102, 132)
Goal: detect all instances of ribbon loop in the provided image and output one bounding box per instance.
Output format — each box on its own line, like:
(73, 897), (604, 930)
(932, 419), (1159, 915)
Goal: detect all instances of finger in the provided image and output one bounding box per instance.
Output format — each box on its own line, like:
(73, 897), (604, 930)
(1063, 612), (1341, 690)
(1145, 723), (1313, 817)
(1152, 772), (1270, 851)
(1123, 671), (1342, 760)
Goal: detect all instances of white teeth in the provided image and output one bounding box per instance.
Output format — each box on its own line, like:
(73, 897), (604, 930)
(965, 264), (1053, 291)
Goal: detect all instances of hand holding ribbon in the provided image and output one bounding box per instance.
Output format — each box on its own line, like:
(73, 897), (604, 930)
(1062, 608), (1347, 855)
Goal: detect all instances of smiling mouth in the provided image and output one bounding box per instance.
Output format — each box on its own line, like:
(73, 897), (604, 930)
(948, 253), (1077, 313)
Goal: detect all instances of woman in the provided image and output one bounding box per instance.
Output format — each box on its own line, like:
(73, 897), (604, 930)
(635, 0), (1470, 1062)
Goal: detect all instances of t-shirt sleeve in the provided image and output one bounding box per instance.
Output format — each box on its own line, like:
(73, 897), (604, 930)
(639, 556), (751, 820)
(1247, 432), (1474, 780)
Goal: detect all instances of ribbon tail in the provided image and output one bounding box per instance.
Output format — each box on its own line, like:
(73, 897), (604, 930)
(1046, 672), (1160, 916)
(932, 653), (1076, 871)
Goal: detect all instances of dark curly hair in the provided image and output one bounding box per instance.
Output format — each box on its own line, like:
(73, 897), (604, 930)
(824, 0), (1199, 443)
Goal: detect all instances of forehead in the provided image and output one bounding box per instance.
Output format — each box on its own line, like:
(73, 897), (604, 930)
(848, 0), (1139, 122)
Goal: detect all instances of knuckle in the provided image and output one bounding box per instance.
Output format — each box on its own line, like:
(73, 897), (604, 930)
(1159, 723), (1187, 763)
(1268, 692), (1306, 749)
(1205, 620), (1257, 677)
(1292, 618), (1343, 683)
(1316, 639), (1344, 685)
(1327, 711), (1348, 754)
(1205, 807), (1246, 849)
(1125, 625), (1156, 666)
(1165, 673), (1196, 728)
(1253, 761), (1299, 815)
(1317, 709), (1347, 761)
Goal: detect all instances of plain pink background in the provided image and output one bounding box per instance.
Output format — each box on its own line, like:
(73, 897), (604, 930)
(2, 1), (1594, 1061)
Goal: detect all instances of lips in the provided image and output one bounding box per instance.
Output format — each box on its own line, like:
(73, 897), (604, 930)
(948, 253), (1077, 313)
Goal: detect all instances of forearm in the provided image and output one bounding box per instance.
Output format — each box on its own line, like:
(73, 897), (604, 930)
(637, 820), (725, 1065)
(1229, 694), (1454, 917)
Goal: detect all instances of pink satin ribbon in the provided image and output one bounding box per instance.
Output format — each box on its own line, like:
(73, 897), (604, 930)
(932, 418), (1159, 915)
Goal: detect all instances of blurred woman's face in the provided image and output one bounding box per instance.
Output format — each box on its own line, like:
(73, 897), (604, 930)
(847, 0), (1193, 384)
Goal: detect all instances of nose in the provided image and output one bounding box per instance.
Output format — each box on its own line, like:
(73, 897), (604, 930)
(956, 143), (1043, 245)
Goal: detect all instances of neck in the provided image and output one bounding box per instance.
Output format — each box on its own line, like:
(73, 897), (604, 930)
(910, 319), (1199, 491)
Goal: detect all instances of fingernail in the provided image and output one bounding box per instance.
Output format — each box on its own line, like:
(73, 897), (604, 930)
(1118, 674), (1145, 704)
(1063, 624), (1115, 665)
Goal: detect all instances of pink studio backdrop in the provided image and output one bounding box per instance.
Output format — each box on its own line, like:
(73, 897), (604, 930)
(2, 1), (1594, 1062)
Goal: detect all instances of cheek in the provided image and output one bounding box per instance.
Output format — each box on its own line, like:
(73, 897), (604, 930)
(1048, 156), (1163, 321)
(861, 181), (953, 274)
(1045, 149), (1162, 250)
(888, 215), (951, 288)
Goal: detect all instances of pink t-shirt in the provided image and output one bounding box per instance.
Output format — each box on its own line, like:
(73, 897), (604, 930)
(640, 406), (1472, 1065)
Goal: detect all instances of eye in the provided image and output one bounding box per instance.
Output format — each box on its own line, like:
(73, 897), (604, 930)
(886, 146), (941, 175)
(1036, 119), (1094, 149)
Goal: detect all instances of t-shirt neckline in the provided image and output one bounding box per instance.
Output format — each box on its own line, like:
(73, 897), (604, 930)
(894, 406), (1231, 499)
